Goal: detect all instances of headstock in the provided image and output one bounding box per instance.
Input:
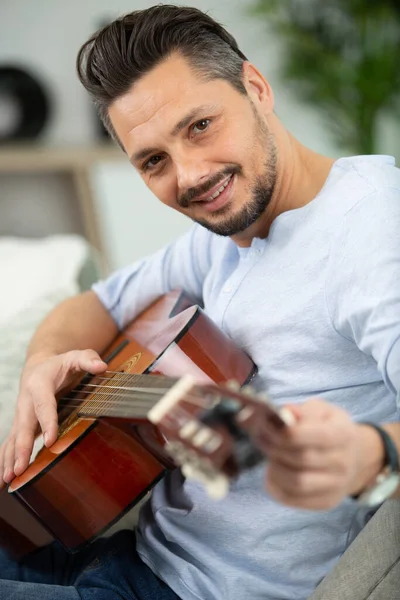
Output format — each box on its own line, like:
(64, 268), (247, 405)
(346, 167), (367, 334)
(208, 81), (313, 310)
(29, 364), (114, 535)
(147, 376), (295, 499)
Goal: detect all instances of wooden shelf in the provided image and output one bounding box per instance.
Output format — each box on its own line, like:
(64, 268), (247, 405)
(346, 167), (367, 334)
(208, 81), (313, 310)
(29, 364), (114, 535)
(0, 143), (125, 172)
(0, 144), (126, 274)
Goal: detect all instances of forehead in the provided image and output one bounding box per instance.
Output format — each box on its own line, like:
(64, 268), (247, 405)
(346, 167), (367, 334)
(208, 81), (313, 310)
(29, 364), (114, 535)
(108, 53), (232, 142)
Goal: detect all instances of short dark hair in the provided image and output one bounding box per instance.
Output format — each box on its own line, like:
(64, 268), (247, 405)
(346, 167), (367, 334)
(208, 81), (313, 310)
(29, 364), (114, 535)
(76, 4), (248, 145)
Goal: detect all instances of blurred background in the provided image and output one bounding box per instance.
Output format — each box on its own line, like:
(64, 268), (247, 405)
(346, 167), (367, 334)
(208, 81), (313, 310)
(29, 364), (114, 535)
(0, 0), (399, 437)
(1, 0), (399, 273)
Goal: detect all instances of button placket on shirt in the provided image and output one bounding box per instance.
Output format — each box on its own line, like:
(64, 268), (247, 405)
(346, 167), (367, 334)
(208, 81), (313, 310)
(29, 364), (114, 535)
(219, 245), (265, 328)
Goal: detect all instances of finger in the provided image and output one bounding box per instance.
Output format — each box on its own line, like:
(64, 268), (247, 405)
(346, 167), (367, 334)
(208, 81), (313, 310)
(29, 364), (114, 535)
(266, 461), (339, 499)
(266, 474), (343, 510)
(256, 399), (336, 443)
(3, 435), (16, 483)
(259, 416), (352, 451)
(64, 349), (107, 374)
(262, 443), (342, 472)
(14, 403), (38, 475)
(0, 442), (7, 489)
(32, 387), (59, 448)
(293, 398), (333, 421)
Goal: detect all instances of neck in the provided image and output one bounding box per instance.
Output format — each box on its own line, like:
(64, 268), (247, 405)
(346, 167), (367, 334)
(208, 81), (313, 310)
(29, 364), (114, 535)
(232, 118), (336, 246)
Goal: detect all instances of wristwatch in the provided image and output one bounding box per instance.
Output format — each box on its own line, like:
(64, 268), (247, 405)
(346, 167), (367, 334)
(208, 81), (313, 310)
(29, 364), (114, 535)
(353, 422), (400, 506)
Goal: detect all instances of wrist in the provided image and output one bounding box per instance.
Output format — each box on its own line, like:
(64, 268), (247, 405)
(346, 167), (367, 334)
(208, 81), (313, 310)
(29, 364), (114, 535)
(25, 350), (57, 368)
(349, 423), (386, 497)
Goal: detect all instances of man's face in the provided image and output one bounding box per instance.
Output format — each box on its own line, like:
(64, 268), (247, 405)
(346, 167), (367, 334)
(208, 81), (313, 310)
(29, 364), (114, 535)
(109, 53), (277, 239)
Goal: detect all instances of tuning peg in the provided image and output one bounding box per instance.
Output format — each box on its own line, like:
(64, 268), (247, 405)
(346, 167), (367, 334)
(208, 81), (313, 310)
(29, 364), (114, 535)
(236, 405), (255, 423)
(179, 420), (223, 453)
(241, 384), (256, 396)
(165, 440), (189, 463)
(179, 419), (201, 440)
(226, 379), (241, 390)
(197, 431), (222, 454)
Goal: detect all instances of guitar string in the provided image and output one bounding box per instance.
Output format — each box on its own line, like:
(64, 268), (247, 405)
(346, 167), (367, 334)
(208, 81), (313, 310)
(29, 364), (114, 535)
(61, 372), (177, 395)
(58, 384), (195, 409)
(58, 385), (245, 410)
(57, 370), (181, 409)
(58, 391), (210, 416)
(58, 385), (214, 407)
(56, 371), (248, 417)
(56, 387), (280, 424)
(59, 372), (213, 403)
(76, 372), (177, 418)
(60, 390), (206, 408)
(58, 371), (220, 407)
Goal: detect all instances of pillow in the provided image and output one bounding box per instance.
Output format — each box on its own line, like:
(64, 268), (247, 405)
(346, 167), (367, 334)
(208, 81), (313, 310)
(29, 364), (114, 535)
(0, 233), (100, 442)
(0, 235), (90, 326)
(0, 287), (77, 443)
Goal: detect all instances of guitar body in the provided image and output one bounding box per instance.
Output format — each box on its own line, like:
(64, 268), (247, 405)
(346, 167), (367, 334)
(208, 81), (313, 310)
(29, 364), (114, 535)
(1, 292), (256, 558)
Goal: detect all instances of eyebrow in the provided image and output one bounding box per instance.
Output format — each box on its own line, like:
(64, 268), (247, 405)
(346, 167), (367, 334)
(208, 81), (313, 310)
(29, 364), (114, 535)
(130, 104), (218, 165)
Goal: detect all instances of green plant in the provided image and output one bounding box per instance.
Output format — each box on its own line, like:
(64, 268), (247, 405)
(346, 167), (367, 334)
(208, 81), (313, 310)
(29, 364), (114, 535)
(250, 0), (400, 154)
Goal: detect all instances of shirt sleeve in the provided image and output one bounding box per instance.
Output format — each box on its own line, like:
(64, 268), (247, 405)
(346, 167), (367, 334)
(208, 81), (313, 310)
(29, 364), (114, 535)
(92, 224), (212, 329)
(325, 187), (400, 397)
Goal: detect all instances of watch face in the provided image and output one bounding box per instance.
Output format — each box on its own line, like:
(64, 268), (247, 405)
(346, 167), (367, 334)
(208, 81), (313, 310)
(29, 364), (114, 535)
(358, 473), (400, 506)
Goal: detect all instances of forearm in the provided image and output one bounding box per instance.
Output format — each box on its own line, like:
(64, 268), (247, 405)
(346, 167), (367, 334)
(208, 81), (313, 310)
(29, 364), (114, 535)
(26, 290), (119, 362)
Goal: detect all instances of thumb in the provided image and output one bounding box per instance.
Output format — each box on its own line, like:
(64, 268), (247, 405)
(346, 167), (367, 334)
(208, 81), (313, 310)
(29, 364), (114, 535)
(291, 397), (332, 421)
(67, 349), (108, 374)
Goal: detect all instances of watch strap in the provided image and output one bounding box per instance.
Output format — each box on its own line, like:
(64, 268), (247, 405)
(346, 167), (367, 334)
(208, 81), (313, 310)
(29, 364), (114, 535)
(351, 422), (399, 501)
(361, 422), (399, 473)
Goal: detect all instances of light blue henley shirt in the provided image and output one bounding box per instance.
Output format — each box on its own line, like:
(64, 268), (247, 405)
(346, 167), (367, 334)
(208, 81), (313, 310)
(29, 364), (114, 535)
(93, 155), (400, 600)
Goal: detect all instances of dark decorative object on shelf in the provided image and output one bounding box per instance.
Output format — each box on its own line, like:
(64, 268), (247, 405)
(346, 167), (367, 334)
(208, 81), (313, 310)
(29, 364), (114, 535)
(0, 65), (51, 143)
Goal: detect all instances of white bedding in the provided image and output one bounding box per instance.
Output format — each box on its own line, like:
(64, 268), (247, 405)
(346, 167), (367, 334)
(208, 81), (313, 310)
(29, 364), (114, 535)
(0, 235), (93, 442)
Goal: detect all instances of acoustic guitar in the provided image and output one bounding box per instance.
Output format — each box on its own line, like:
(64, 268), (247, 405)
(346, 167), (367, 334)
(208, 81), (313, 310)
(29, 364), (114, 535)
(0, 291), (291, 560)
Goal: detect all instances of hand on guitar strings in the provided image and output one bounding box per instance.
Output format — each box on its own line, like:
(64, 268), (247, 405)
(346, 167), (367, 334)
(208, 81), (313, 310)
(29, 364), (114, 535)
(0, 350), (107, 489)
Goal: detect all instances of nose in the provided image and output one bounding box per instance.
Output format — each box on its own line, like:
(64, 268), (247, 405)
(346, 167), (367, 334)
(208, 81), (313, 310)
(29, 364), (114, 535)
(174, 152), (211, 194)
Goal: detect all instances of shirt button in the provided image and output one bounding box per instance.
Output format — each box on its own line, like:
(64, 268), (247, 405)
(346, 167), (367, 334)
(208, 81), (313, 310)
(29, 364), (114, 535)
(223, 285), (233, 293)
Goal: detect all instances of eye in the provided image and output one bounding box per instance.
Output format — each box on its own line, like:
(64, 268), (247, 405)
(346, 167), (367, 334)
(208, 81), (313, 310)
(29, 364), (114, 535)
(191, 118), (211, 135)
(143, 154), (164, 172)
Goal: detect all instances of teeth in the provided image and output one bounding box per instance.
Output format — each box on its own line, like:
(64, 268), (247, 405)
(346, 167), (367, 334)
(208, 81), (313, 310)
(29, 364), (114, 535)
(206, 175), (232, 202)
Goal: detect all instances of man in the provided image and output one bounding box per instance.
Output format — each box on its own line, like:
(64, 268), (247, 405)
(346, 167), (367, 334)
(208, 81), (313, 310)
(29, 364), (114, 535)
(0, 5), (399, 600)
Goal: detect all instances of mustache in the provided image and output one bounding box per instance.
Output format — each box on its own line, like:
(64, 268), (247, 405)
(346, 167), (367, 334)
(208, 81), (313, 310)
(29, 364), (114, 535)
(178, 165), (242, 208)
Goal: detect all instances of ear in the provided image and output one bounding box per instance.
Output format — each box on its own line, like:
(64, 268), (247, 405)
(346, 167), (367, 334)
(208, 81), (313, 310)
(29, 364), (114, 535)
(241, 62), (274, 115)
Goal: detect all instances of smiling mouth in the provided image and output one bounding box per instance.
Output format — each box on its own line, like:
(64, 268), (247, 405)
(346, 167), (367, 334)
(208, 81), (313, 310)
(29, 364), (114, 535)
(203, 175), (233, 202)
(193, 174), (235, 213)
(195, 174), (234, 204)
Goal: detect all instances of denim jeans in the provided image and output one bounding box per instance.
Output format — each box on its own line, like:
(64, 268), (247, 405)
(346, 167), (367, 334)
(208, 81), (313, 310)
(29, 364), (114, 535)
(0, 529), (181, 600)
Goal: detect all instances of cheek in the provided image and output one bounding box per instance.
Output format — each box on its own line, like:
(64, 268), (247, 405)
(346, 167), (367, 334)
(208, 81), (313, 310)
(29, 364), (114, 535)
(213, 131), (242, 160)
(217, 128), (254, 170)
(147, 176), (177, 209)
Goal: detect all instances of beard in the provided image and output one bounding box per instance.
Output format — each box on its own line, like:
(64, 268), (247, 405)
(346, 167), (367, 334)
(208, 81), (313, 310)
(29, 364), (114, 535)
(183, 112), (278, 237)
